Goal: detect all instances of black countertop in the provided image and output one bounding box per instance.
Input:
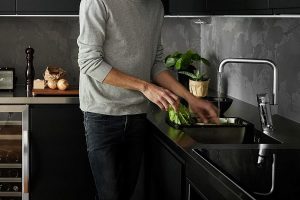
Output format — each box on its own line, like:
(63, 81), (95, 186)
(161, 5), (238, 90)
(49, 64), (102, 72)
(0, 85), (79, 104)
(146, 94), (300, 200)
(2, 85), (300, 199)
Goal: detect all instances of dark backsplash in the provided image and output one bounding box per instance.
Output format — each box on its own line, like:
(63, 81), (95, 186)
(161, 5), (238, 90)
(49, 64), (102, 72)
(0, 17), (79, 85)
(0, 17), (199, 86)
(0, 17), (299, 123)
(201, 17), (300, 123)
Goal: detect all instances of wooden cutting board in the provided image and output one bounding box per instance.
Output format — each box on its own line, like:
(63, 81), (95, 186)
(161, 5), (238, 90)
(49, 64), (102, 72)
(32, 88), (79, 96)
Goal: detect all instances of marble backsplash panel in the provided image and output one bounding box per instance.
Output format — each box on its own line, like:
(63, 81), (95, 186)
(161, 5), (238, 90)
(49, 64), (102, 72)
(0, 17), (79, 85)
(201, 17), (300, 123)
(1, 16), (298, 123)
(0, 17), (199, 86)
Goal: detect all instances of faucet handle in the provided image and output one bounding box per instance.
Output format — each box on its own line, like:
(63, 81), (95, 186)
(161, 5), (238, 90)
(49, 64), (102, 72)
(257, 93), (274, 133)
(257, 93), (270, 104)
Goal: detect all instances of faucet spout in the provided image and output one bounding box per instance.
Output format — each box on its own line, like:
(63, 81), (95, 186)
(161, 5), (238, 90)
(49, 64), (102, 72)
(218, 58), (278, 105)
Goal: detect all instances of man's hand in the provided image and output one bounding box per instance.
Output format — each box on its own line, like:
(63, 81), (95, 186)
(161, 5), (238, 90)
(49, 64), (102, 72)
(187, 95), (219, 124)
(153, 71), (219, 123)
(142, 83), (179, 111)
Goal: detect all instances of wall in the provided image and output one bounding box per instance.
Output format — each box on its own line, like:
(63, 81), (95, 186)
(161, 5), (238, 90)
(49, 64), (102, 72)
(162, 18), (201, 57)
(0, 17), (199, 86)
(0, 17), (79, 85)
(201, 17), (300, 123)
(1, 17), (299, 123)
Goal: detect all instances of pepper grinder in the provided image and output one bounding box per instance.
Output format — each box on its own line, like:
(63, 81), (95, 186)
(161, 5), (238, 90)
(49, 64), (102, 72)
(25, 46), (35, 96)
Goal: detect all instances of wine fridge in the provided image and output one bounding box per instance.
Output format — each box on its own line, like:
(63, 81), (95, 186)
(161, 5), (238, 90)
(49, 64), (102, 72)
(0, 105), (28, 200)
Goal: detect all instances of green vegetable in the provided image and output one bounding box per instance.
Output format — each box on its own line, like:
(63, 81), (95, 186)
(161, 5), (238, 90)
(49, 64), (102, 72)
(168, 104), (193, 126)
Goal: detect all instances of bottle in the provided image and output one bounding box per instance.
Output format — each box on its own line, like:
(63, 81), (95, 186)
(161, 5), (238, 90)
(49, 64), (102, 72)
(25, 46), (35, 97)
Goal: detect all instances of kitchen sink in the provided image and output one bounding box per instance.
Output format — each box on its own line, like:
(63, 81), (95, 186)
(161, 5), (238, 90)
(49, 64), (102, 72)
(182, 118), (281, 144)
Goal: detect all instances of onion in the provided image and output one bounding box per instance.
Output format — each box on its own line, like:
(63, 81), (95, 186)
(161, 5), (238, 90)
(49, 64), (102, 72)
(57, 79), (69, 90)
(47, 79), (57, 89)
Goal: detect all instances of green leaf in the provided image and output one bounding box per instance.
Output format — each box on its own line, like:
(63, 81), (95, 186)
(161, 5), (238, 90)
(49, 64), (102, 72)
(175, 58), (184, 70)
(167, 104), (193, 126)
(173, 52), (182, 59)
(191, 53), (201, 61)
(178, 112), (189, 125)
(165, 57), (176, 68)
(178, 71), (197, 79)
(164, 55), (171, 63)
(185, 50), (194, 57)
(201, 57), (210, 66)
(178, 55), (192, 70)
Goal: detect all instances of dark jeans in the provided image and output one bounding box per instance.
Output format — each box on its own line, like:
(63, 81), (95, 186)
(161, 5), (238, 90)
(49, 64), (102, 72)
(83, 112), (148, 200)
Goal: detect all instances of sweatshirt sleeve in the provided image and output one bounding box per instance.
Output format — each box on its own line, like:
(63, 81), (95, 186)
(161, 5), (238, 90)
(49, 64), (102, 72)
(77, 0), (112, 83)
(151, 37), (168, 80)
(151, 4), (167, 80)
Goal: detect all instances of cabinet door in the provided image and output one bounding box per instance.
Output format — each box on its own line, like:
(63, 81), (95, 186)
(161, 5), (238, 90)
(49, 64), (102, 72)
(270, 0), (300, 14)
(207, 0), (244, 11)
(207, 0), (270, 14)
(161, 0), (169, 15)
(16, 0), (80, 14)
(30, 105), (95, 200)
(186, 179), (207, 200)
(0, 0), (16, 14)
(244, 0), (269, 9)
(147, 133), (184, 200)
(270, 0), (300, 8)
(168, 0), (208, 15)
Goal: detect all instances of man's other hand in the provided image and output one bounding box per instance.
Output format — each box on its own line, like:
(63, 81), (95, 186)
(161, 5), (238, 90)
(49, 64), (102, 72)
(142, 83), (179, 111)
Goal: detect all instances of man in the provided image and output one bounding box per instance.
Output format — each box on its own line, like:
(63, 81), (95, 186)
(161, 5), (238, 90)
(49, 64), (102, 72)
(77, 0), (218, 199)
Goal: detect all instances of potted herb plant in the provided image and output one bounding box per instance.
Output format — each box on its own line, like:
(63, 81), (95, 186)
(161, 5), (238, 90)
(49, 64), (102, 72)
(164, 50), (209, 90)
(178, 69), (210, 97)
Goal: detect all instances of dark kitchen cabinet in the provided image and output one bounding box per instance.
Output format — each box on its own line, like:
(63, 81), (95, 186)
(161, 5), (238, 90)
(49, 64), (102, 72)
(167, 0), (208, 15)
(270, 0), (300, 14)
(207, 0), (271, 14)
(270, 0), (300, 8)
(29, 105), (95, 200)
(147, 129), (185, 200)
(186, 178), (207, 200)
(0, 0), (16, 14)
(16, 0), (80, 14)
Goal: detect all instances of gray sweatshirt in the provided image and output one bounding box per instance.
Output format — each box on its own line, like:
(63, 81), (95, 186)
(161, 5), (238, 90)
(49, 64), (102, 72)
(77, 0), (167, 115)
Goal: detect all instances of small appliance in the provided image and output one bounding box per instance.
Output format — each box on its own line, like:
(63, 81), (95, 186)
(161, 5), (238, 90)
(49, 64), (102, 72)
(0, 67), (15, 90)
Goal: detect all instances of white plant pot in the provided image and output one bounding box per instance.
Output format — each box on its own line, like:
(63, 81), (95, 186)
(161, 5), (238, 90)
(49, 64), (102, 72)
(189, 79), (209, 97)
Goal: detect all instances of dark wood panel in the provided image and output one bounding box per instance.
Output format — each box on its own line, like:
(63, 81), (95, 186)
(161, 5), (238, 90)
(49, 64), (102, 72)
(244, 0), (269, 9)
(30, 105), (95, 200)
(273, 8), (300, 14)
(207, 0), (244, 11)
(17, 0), (80, 14)
(147, 133), (184, 200)
(270, 0), (300, 8)
(32, 88), (79, 97)
(168, 0), (207, 15)
(0, 0), (16, 14)
(207, 0), (269, 12)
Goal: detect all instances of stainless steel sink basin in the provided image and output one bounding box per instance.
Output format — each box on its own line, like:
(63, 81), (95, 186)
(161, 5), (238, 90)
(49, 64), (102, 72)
(182, 118), (281, 144)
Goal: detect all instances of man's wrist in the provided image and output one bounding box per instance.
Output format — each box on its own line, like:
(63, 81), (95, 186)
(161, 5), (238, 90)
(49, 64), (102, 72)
(138, 80), (149, 93)
(182, 90), (195, 103)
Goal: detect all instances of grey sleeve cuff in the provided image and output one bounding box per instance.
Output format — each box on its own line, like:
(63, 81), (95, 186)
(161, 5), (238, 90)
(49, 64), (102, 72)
(77, 43), (113, 83)
(87, 60), (113, 83)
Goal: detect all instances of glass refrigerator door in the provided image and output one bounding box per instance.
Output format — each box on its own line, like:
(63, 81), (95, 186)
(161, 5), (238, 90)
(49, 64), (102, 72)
(0, 106), (29, 200)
